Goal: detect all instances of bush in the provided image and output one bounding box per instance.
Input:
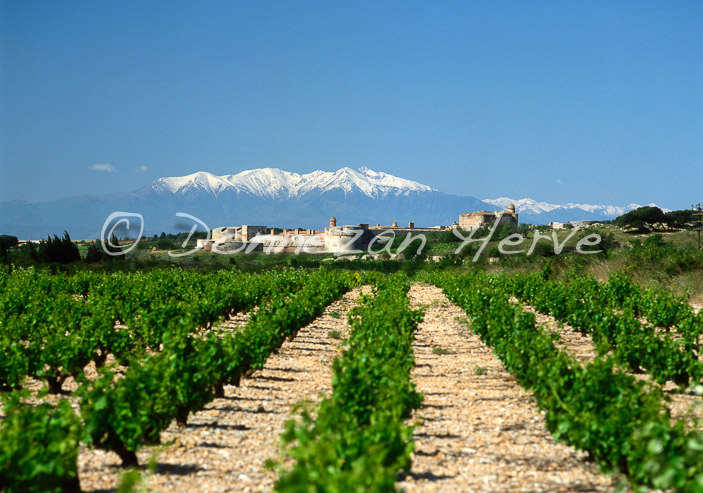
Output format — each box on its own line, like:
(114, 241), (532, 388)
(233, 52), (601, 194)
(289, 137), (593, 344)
(664, 249), (703, 276)
(0, 395), (82, 492)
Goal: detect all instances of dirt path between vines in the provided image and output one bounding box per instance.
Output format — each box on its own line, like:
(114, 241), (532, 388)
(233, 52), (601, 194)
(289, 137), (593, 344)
(513, 299), (600, 365)
(78, 286), (368, 493)
(397, 284), (616, 492)
(517, 302), (703, 429)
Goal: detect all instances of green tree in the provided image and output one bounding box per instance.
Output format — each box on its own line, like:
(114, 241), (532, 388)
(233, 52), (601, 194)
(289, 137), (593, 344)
(84, 242), (104, 263)
(0, 235), (19, 249)
(37, 231), (81, 263)
(27, 242), (38, 261)
(615, 206), (669, 231)
(664, 209), (694, 228)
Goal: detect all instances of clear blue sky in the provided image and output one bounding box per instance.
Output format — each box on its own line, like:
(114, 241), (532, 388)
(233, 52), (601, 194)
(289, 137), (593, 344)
(1, 1), (701, 208)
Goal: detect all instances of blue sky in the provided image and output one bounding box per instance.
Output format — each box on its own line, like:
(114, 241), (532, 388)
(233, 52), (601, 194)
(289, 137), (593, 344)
(1, 1), (701, 209)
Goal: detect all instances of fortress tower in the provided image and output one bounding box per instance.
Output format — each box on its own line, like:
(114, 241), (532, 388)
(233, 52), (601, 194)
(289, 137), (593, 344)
(458, 203), (518, 230)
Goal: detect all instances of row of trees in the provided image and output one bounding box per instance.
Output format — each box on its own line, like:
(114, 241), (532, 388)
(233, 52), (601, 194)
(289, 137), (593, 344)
(1, 232), (81, 264)
(0, 230), (208, 264)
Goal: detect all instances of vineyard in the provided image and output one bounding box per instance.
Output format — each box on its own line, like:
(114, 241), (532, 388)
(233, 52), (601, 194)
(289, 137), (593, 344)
(1, 264), (703, 492)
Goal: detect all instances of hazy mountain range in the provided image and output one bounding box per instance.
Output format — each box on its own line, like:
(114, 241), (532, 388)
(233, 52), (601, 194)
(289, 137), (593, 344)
(483, 197), (666, 222)
(1, 166), (660, 239)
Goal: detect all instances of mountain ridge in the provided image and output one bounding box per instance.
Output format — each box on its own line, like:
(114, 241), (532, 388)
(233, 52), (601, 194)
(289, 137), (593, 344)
(482, 197), (662, 218)
(1, 166), (666, 239)
(151, 166), (436, 199)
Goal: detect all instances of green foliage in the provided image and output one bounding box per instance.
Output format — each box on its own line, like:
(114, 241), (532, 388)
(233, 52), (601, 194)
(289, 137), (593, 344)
(217, 271), (354, 390)
(616, 206), (669, 231)
(27, 241), (38, 261)
(0, 235), (19, 249)
(147, 231), (208, 251)
(79, 363), (175, 467)
(427, 270), (703, 490)
(160, 330), (221, 427)
(84, 234), (126, 262)
(431, 347), (450, 355)
(275, 274), (422, 492)
(37, 231), (81, 264)
(622, 234), (703, 276)
(85, 241), (109, 262)
(0, 267), (353, 471)
(665, 209), (695, 228)
(3, 261), (703, 490)
(511, 271), (703, 387)
(516, 223), (531, 236)
(0, 394), (82, 492)
(663, 249), (703, 276)
(436, 229), (464, 244)
(117, 468), (143, 493)
(0, 339), (32, 391)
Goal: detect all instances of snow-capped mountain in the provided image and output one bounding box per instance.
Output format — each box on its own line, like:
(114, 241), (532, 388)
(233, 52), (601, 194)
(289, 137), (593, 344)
(0, 166), (668, 239)
(0, 166), (485, 239)
(483, 197), (668, 223)
(484, 197), (640, 217)
(151, 166), (436, 199)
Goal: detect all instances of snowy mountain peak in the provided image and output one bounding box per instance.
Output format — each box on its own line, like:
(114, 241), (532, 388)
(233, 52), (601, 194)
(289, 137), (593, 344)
(152, 166), (436, 199)
(154, 171), (230, 195)
(482, 197), (667, 217)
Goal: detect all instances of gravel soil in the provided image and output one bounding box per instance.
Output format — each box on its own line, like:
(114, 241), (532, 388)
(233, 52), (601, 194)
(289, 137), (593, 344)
(515, 300), (599, 364)
(516, 301), (703, 429)
(397, 284), (616, 493)
(76, 287), (367, 493)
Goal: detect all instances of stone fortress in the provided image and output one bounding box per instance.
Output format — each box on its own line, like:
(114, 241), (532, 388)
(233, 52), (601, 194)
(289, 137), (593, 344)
(197, 204), (518, 255)
(458, 203), (518, 230)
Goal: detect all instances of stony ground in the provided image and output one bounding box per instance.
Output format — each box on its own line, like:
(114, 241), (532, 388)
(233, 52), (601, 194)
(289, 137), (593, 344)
(517, 299), (703, 429)
(397, 284), (617, 492)
(516, 300), (599, 364)
(78, 287), (367, 492)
